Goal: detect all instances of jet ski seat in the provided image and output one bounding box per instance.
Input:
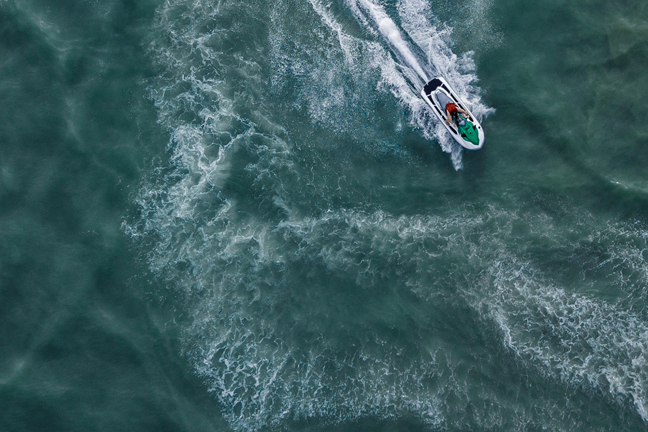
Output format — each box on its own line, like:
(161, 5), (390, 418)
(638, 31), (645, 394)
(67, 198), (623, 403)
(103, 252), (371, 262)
(434, 91), (453, 112)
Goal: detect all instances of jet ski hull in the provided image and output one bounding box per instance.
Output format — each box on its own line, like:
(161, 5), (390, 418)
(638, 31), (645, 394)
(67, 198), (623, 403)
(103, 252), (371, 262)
(420, 77), (485, 150)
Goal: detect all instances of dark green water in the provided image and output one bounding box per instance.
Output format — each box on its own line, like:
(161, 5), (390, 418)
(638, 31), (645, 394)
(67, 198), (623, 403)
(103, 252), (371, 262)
(2, 0), (648, 431)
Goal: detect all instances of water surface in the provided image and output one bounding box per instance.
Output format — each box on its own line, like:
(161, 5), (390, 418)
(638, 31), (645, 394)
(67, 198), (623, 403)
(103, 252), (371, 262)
(2, 0), (648, 431)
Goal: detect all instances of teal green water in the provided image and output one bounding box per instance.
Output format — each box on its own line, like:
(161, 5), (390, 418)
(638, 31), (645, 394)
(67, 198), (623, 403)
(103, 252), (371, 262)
(2, 0), (648, 431)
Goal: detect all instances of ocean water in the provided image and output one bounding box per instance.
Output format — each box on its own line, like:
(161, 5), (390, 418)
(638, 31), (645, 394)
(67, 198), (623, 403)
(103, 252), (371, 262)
(2, 0), (648, 431)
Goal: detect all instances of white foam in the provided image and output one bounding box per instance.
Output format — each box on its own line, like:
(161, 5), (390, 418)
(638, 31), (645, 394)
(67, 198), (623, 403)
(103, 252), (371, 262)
(479, 252), (648, 420)
(167, 208), (493, 430)
(123, 0), (648, 429)
(305, 0), (359, 65)
(354, 0), (429, 83)
(341, 0), (495, 168)
(398, 0), (494, 118)
(291, 0), (496, 169)
(279, 207), (648, 423)
(128, 92), (648, 430)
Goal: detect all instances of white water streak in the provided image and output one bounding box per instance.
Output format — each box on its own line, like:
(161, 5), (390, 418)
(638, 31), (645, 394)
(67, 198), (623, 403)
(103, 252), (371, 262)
(355, 0), (428, 83)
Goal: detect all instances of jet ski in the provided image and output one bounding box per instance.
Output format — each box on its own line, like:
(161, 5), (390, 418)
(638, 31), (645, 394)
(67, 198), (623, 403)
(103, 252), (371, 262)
(420, 77), (485, 150)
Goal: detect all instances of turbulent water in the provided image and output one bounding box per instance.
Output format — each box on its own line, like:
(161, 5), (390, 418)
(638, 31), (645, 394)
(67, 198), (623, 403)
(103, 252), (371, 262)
(2, 0), (648, 431)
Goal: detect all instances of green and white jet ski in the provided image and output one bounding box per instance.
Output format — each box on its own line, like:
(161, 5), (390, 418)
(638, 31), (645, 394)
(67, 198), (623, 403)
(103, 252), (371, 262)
(421, 77), (485, 150)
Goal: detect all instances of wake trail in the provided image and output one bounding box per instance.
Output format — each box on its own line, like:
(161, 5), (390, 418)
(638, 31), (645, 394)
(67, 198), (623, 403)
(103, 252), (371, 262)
(306, 0), (494, 170)
(341, 0), (495, 169)
(353, 0), (430, 90)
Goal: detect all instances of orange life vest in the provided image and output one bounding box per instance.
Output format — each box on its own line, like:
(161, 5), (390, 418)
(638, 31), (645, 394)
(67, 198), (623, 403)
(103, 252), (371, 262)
(446, 103), (458, 115)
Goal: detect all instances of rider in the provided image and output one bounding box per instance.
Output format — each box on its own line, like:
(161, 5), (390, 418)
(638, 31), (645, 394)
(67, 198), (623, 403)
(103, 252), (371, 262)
(445, 102), (468, 127)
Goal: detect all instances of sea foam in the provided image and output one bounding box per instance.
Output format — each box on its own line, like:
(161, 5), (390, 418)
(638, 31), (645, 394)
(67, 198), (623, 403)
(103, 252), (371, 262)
(123, 0), (648, 430)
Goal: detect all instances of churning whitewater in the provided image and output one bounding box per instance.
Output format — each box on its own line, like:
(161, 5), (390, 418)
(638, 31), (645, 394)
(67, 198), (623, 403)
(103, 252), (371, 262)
(4, 0), (648, 431)
(123, 0), (648, 431)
